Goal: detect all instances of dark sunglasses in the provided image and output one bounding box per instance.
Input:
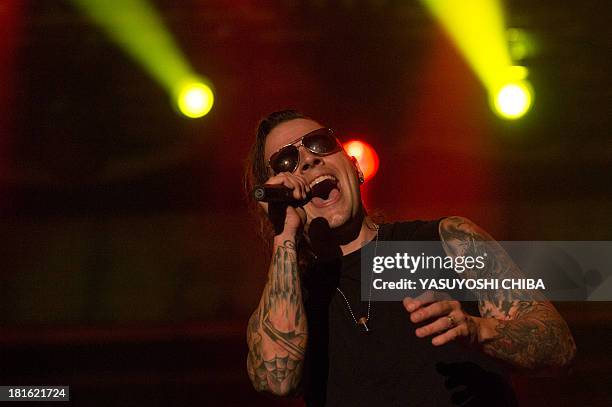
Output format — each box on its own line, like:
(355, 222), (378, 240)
(268, 128), (343, 175)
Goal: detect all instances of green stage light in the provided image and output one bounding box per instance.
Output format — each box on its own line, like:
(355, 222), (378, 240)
(507, 28), (535, 61)
(176, 81), (214, 119)
(72, 0), (214, 119)
(421, 0), (534, 120)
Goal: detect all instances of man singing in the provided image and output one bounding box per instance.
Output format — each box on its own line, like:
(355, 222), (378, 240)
(245, 110), (575, 406)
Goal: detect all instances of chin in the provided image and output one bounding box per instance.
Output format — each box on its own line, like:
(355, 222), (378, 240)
(325, 204), (357, 228)
(326, 213), (349, 228)
(306, 198), (356, 229)
(305, 208), (348, 229)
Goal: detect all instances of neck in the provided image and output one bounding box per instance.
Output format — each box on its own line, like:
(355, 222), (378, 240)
(339, 215), (378, 256)
(305, 207), (378, 260)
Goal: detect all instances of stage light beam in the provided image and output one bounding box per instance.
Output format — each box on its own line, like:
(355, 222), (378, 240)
(71, 0), (214, 119)
(176, 81), (214, 119)
(493, 81), (532, 119)
(420, 0), (533, 120)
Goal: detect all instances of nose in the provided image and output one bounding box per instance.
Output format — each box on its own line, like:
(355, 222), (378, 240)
(298, 147), (323, 173)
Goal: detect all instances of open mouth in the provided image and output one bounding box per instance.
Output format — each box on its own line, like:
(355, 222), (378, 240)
(309, 175), (341, 208)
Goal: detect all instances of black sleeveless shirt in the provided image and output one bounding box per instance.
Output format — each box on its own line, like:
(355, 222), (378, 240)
(301, 220), (517, 407)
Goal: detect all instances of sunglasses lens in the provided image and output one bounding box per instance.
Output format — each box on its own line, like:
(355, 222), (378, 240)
(304, 129), (340, 154)
(270, 146), (299, 174)
(268, 129), (340, 174)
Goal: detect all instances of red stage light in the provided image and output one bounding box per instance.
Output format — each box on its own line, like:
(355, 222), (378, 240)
(343, 140), (379, 182)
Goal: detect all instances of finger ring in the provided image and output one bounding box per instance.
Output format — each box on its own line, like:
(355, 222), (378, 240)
(447, 315), (456, 328)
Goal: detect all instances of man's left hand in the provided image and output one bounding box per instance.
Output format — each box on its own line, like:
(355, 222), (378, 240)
(403, 291), (480, 346)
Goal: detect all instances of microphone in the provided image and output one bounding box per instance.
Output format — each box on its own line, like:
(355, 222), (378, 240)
(252, 184), (312, 206)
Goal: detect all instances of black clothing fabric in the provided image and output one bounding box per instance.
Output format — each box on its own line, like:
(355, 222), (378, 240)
(302, 220), (517, 407)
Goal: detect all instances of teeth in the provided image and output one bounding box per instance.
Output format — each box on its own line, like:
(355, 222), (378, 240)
(309, 174), (338, 188)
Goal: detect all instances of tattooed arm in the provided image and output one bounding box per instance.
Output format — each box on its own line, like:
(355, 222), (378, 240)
(246, 234), (307, 396)
(438, 216), (576, 370)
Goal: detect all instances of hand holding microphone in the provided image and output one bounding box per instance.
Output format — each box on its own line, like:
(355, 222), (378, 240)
(255, 173), (310, 236)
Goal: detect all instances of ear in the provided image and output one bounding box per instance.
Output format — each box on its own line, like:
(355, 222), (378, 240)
(350, 156), (365, 184)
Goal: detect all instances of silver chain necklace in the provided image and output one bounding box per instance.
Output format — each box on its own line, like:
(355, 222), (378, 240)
(336, 223), (379, 333)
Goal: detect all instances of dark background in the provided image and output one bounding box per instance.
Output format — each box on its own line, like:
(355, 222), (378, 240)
(1, 0), (611, 405)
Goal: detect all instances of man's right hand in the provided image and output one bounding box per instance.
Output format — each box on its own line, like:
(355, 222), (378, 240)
(259, 172), (310, 235)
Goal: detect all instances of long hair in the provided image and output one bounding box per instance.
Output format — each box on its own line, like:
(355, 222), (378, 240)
(243, 109), (309, 246)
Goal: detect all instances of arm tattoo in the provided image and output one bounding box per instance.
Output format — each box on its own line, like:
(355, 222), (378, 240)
(439, 216), (576, 369)
(484, 301), (576, 369)
(247, 240), (307, 395)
